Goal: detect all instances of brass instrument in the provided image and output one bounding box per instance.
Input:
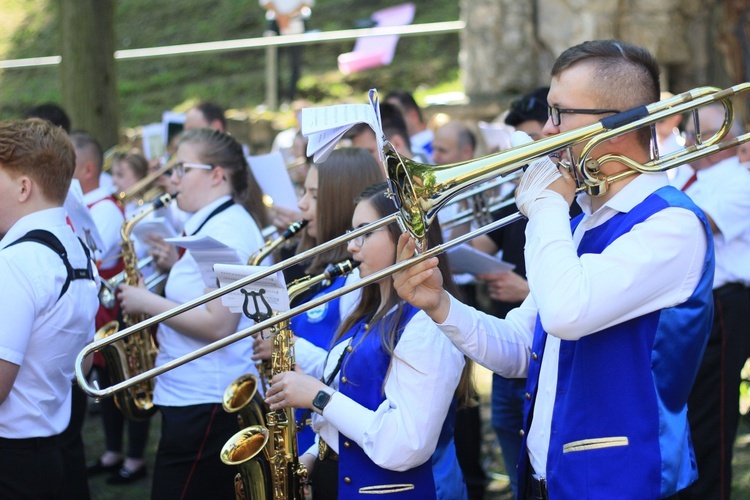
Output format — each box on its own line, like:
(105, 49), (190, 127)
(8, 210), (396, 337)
(249, 220), (309, 266)
(98, 255), (167, 309)
(75, 83), (750, 401)
(92, 193), (175, 420)
(221, 259), (359, 500)
(115, 155), (174, 209)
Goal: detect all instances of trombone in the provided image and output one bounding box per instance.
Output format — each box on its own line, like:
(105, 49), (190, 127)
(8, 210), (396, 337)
(75, 83), (750, 401)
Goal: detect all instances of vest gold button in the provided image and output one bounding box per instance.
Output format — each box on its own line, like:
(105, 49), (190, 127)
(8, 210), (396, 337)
(344, 441), (350, 448)
(344, 477), (352, 484)
(519, 429), (525, 437)
(341, 376), (348, 384)
(346, 346), (353, 352)
(532, 352), (538, 360)
(525, 392), (531, 400)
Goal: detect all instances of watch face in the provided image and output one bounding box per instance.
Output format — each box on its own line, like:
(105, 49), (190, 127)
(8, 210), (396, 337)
(313, 390), (331, 410)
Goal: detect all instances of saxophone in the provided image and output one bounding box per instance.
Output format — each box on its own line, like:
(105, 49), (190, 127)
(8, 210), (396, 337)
(248, 219), (309, 266)
(93, 193), (175, 421)
(221, 259), (360, 500)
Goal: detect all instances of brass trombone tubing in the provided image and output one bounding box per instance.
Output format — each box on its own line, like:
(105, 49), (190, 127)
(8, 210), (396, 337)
(75, 212), (401, 398)
(76, 210), (521, 400)
(75, 83), (750, 400)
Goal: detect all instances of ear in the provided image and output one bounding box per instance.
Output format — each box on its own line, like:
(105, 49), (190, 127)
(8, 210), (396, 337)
(17, 176), (33, 203)
(211, 165), (228, 186)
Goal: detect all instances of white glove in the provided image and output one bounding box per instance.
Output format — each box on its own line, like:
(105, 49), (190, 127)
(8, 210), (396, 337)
(515, 156), (562, 217)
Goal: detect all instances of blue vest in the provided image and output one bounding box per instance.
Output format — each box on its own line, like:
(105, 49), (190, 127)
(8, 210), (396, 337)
(518, 186), (714, 499)
(292, 276), (347, 452)
(336, 304), (438, 499)
(431, 398), (468, 500)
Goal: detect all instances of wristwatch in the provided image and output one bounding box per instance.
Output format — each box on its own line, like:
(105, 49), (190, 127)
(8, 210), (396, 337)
(312, 390), (332, 413)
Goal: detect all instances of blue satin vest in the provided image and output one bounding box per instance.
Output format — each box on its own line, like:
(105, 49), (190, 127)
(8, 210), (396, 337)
(518, 186), (715, 499)
(335, 304), (438, 499)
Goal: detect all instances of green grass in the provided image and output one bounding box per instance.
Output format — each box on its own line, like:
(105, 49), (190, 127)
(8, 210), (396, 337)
(0, 0), (461, 129)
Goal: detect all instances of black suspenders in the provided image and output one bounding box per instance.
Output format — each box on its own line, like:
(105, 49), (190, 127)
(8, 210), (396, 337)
(7, 230), (95, 301)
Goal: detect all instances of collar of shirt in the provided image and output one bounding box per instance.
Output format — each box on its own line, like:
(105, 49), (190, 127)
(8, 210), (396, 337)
(690, 155), (741, 186)
(0, 207), (67, 250)
(182, 195), (233, 236)
(82, 185), (114, 205)
(576, 172), (670, 226)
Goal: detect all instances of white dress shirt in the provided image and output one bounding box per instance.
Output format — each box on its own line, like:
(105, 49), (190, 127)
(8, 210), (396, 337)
(309, 310), (464, 471)
(154, 196), (266, 406)
(683, 155), (750, 288)
(437, 172), (708, 477)
(0, 208), (99, 437)
(83, 185), (125, 270)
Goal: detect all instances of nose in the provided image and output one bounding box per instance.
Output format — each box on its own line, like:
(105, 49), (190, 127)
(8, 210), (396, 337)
(542, 116), (558, 137)
(297, 193), (308, 212)
(347, 239), (359, 254)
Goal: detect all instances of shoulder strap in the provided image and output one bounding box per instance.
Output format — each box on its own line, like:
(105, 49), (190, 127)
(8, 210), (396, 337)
(7, 229), (95, 301)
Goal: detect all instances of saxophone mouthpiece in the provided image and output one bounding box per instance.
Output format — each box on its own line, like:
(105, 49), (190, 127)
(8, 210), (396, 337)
(281, 219), (310, 239)
(325, 259), (360, 280)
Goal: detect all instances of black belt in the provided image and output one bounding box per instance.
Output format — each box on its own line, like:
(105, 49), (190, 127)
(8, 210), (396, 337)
(714, 282), (747, 299)
(318, 438), (338, 461)
(0, 434), (60, 450)
(529, 467), (548, 500)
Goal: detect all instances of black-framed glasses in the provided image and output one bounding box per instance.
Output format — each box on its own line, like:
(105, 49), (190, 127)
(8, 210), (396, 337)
(345, 228), (386, 248)
(171, 161), (214, 178)
(547, 106), (621, 127)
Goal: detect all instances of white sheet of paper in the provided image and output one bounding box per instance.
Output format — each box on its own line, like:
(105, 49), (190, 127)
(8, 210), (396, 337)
(246, 152), (299, 211)
(132, 216), (177, 245)
(215, 264), (290, 314)
(165, 235), (243, 287)
(478, 121), (513, 151)
(302, 89), (384, 163)
(64, 179), (105, 256)
(141, 122), (165, 160)
(446, 243), (516, 276)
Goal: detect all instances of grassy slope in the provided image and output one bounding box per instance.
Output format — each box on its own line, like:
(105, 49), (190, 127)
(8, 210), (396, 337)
(0, 0), (460, 129)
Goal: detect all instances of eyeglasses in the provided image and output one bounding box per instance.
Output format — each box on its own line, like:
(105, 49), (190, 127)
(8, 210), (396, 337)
(171, 161), (214, 178)
(346, 228), (386, 247)
(547, 106), (621, 127)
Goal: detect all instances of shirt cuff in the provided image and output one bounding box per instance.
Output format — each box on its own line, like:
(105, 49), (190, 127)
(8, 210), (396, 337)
(321, 390), (375, 449)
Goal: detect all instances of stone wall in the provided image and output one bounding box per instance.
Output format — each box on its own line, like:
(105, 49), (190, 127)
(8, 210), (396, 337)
(461, 0), (743, 102)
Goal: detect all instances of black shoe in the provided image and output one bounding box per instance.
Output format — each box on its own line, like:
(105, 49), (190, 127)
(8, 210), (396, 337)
(87, 458), (123, 476)
(107, 465), (147, 485)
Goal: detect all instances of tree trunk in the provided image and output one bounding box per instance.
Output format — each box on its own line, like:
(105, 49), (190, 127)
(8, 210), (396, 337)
(60, 0), (120, 150)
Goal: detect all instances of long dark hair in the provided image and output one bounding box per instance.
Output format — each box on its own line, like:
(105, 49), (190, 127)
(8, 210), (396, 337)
(296, 148), (385, 274)
(334, 182), (473, 404)
(178, 128), (270, 228)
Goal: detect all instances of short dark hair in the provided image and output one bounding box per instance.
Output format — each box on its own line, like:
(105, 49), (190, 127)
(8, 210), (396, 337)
(25, 103), (71, 133)
(195, 101), (227, 130)
(69, 130), (104, 173)
(505, 87), (550, 127)
(0, 119), (75, 203)
(379, 102), (410, 145)
(386, 90), (424, 124)
(552, 40), (660, 147)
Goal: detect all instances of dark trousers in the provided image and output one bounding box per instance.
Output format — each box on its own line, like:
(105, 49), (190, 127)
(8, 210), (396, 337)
(0, 435), (64, 499)
(455, 403), (487, 500)
(99, 365), (152, 458)
(59, 383), (92, 499)
(681, 284), (750, 500)
(151, 403), (238, 500)
(311, 455), (338, 500)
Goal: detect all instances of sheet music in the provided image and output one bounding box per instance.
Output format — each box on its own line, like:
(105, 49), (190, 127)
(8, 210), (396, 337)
(214, 264), (290, 314)
(64, 179), (105, 256)
(246, 152), (299, 211)
(164, 235), (243, 287)
(302, 89), (385, 163)
(132, 216), (177, 245)
(446, 243), (516, 276)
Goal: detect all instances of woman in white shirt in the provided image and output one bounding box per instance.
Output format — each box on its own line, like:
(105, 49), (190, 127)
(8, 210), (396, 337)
(118, 128), (268, 499)
(265, 182), (469, 499)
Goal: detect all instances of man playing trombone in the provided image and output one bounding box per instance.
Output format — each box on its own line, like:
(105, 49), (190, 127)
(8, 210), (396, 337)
(393, 39), (715, 499)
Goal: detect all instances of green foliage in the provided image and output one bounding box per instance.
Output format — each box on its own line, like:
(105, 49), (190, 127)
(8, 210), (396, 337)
(0, 0), (460, 127)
